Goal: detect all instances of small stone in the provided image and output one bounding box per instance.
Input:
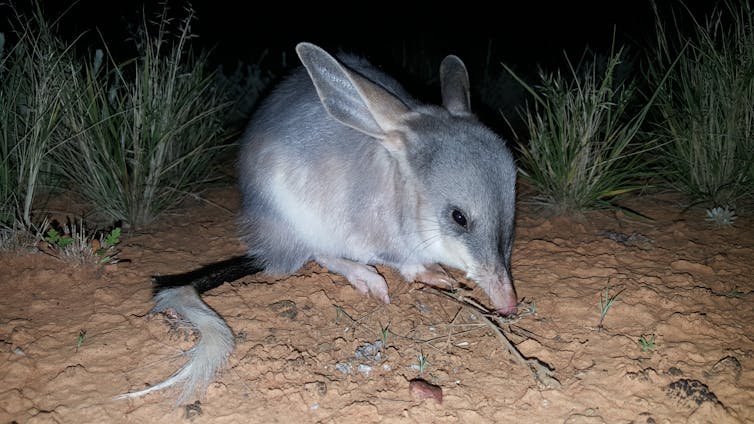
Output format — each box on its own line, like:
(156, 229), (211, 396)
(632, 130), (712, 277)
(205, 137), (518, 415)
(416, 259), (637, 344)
(335, 362), (352, 375)
(666, 379), (721, 407)
(184, 400), (202, 420)
(269, 300), (298, 320)
(357, 364), (372, 376)
(670, 260), (714, 275)
(706, 356), (742, 380)
(409, 378), (442, 404)
(304, 381), (327, 396)
(667, 367), (683, 376)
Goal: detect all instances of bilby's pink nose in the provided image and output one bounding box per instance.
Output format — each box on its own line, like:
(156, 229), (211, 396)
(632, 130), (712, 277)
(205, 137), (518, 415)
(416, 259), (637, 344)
(482, 272), (517, 316)
(494, 283), (517, 316)
(496, 302), (518, 316)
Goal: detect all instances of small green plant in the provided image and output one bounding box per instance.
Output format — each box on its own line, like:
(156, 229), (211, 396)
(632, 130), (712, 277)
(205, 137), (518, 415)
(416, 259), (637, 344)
(598, 284), (623, 331)
(379, 322), (390, 351)
(513, 298), (537, 317)
(638, 334), (656, 352)
(44, 228), (74, 248)
(526, 299), (537, 315)
(417, 351), (429, 375)
(705, 206), (737, 226)
(97, 227), (121, 264)
(38, 221), (122, 265)
(725, 287), (743, 298)
(76, 329), (87, 352)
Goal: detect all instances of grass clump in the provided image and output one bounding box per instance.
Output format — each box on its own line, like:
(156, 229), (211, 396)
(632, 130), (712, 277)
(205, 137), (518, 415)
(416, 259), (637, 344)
(0, 6), (75, 233)
(504, 46), (659, 213)
(649, 1), (754, 212)
(1, 4), (234, 248)
(59, 6), (231, 228)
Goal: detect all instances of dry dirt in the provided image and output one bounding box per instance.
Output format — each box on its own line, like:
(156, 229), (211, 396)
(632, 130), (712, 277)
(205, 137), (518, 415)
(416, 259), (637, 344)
(1, 186), (753, 423)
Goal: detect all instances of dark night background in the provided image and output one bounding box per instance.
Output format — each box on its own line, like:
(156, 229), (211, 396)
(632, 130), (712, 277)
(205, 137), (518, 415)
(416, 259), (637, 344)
(1, 1), (722, 67)
(0, 0), (723, 130)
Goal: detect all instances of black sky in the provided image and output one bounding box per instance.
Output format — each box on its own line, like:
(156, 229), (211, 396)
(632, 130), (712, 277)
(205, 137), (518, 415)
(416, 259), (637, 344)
(1, 0), (723, 134)
(2, 0), (721, 72)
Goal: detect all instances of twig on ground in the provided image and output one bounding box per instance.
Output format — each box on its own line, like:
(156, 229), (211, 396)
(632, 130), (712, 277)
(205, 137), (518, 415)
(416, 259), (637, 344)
(420, 286), (561, 389)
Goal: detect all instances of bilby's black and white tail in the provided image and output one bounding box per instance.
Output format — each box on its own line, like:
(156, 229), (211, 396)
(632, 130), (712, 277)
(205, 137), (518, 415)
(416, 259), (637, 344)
(116, 255), (263, 404)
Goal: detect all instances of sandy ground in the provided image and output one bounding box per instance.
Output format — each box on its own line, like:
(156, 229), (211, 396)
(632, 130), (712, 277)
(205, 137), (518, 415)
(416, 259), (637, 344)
(1, 186), (752, 423)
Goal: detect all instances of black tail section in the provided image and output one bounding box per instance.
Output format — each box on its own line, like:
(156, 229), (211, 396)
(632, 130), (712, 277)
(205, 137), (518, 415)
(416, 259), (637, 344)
(152, 255), (264, 294)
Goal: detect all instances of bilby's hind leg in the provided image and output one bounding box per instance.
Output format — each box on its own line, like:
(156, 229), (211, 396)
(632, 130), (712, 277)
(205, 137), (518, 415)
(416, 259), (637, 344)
(315, 256), (390, 304)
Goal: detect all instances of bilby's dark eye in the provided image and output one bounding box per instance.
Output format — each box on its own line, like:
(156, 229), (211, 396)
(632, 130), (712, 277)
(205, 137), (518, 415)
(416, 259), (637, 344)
(451, 209), (468, 228)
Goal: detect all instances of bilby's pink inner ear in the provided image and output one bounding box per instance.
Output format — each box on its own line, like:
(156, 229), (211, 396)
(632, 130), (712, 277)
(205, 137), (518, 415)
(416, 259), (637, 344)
(295, 42), (410, 141)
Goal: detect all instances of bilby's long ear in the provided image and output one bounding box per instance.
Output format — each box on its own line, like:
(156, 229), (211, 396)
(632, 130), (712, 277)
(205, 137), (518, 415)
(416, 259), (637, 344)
(296, 42), (410, 139)
(440, 55), (471, 116)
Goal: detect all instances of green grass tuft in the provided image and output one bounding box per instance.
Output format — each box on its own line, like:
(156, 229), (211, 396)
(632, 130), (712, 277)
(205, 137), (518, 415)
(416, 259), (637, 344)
(649, 1), (754, 211)
(597, 283), (623, 331)
(0, 4), (75, 231)
(504, 46), (660, 213)
(59, 6), (231, 228)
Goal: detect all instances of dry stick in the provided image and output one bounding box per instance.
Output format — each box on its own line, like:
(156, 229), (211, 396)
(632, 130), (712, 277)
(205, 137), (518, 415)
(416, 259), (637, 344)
(333, 304), (387, 338)
(420, 287), (561, 389)
(446, 307), (469, 351)
(334, 301), (487, 354)
(419, 328), (487, 355)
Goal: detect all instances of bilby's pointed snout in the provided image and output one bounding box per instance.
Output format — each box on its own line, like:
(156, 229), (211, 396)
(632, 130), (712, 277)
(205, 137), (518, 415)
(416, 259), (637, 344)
(476, 268), (517, 316)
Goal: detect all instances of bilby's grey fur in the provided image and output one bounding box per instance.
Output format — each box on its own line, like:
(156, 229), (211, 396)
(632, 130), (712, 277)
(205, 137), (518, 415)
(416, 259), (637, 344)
(118, 42), (517, 404)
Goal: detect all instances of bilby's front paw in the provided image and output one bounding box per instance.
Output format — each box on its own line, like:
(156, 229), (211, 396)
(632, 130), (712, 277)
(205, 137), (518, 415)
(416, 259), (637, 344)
(401, 264), (455, 289)
(346, 269), (390, 304)
(316, 256), (391, 304)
